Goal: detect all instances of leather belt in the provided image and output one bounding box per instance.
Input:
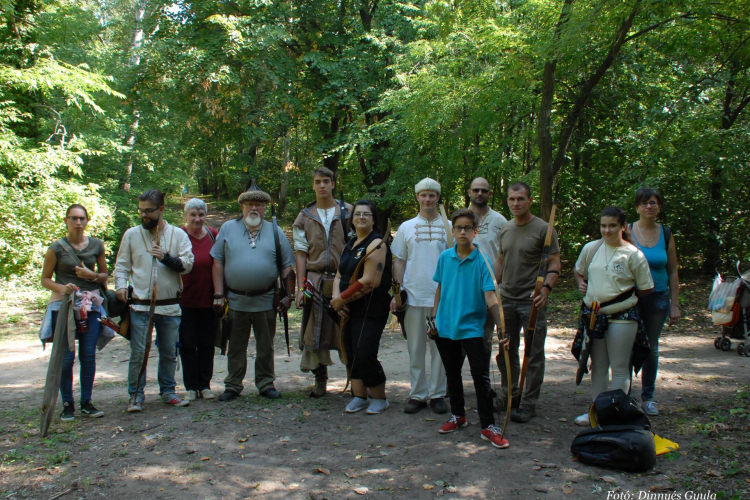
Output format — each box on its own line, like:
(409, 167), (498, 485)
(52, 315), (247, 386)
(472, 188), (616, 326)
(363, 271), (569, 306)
(130, 297), (180, 306)
(227, 283), (275, 297)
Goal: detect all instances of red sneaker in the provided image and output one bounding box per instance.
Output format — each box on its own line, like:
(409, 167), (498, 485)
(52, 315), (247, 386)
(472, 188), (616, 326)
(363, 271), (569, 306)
(163, 395), (190, 407)
(439, 415), (467, 434)
(481, 425), (509, 449)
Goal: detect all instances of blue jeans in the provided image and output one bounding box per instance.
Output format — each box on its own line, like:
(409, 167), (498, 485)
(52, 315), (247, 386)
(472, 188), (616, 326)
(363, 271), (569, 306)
(127, 311), (181, 402)
(53, 311), (100, 404)
(638, 290), (670, 401)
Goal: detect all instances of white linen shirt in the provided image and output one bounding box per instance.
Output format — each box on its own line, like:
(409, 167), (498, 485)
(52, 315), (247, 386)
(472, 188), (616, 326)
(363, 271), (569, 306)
(114, 223), (194, 316)
(391, 215), (451, 307)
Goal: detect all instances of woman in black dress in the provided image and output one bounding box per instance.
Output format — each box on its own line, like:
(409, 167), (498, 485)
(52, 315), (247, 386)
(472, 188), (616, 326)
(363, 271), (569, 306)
(330, 200), (392, 415)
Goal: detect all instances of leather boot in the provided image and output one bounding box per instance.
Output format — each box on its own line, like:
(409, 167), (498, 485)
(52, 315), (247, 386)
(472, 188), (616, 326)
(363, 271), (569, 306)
(309, 366), (328, 398)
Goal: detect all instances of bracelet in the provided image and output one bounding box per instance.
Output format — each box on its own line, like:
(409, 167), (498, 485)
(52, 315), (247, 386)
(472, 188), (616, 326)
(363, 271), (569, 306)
(546, 270), (560, 276)
(213, 293), (225, 298)
(543, 283), (553, 292)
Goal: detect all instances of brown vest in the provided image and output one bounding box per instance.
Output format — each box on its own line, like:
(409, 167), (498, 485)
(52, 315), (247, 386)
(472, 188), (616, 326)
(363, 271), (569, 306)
(293, 201), (352, 274)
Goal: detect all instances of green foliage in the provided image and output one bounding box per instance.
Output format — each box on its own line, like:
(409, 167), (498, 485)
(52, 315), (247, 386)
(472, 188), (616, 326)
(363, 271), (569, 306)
(1, 0), (749, 282)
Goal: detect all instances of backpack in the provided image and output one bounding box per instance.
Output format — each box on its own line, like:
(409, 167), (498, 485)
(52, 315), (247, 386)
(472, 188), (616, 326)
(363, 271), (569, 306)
(571, 389), (656, 472)
(592, 389), (651, 429)
(571, 425), (656, 472)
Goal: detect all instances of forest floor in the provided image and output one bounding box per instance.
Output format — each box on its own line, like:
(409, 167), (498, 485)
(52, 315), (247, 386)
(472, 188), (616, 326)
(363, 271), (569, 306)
(1, 214), (748, 499)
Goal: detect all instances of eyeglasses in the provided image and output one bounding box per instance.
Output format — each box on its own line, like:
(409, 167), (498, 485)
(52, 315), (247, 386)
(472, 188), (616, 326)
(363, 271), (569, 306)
(137, 207), (159, 216)
(471, 188), (489, 194)
(453, 225), (475, 233)
(353, 212), (372, 219)
(639, 201), (659, 207)
(242, 202), (266, 209)
(67, 216), (86, 223)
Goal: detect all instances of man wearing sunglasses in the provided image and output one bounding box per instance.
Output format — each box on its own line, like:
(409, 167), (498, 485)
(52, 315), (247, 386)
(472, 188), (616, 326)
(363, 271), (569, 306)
(114, 190), (195, 412)
(467, 178), (507, 287)
(467, 178), (508, 369)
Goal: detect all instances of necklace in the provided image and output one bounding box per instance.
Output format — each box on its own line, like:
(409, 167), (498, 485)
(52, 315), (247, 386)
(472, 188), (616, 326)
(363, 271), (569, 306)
(636, 222), (656, 244)
(67, 237), (88, 251)
(604, 245), (619, 271)
(246, 224), (261, 249)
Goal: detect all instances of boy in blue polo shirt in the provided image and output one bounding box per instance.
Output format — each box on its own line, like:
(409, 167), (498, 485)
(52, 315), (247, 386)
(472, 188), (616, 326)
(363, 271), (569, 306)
(429, 208), (509, 449)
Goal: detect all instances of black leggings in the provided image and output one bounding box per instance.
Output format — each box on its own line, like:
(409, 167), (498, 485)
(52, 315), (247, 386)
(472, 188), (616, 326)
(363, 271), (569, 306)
(344, 314), (387, 388)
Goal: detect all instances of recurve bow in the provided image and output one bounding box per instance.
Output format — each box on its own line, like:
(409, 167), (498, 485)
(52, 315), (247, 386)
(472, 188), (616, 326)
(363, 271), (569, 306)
(477, 246), (512, 440)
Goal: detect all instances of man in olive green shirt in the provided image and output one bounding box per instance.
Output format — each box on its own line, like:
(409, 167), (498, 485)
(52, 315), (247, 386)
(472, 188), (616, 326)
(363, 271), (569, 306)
(496, 182), (561, 423)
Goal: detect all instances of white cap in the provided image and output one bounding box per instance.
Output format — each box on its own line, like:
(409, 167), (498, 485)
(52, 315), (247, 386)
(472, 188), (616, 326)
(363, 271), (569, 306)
(415, 177), (441, 195)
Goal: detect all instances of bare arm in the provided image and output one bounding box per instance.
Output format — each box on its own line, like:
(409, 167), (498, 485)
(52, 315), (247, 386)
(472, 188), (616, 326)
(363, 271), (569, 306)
(41, 248), (75, 299)
(73, 250), (109, 285)
(574, 269), (587, 294)
(295, 251), (308, 309)
(533, 252), (561, 310)
(494, 252), (504, 283)
(666, 234), (680, 324)
(431, 283), (441, 319)
(492, 252), (503, 283)
(212, 259), (225, 295)
(390, 257), (406, 312)
(393, 256), (405, 284)
(331, 241), (386, 310)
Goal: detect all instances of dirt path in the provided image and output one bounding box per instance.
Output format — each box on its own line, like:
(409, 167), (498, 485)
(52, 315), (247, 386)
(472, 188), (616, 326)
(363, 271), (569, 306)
(1, 277), (748, 500)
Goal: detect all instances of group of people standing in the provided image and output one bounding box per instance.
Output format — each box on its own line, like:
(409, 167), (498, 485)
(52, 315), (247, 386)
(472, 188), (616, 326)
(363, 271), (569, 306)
(40, 167), (680, 452)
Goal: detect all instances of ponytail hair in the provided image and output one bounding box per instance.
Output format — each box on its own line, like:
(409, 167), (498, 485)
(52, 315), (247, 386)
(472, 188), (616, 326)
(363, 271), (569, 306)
(600, 206), (632, 243)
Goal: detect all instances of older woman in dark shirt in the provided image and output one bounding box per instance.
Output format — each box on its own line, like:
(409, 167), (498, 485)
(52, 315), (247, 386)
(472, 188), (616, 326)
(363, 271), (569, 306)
(180, 198), (219, 401)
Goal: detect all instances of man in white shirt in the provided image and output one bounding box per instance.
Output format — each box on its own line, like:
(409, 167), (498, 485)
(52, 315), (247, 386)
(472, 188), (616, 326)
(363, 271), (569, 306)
(114, 190), (194, 413)
(390, 178), (449, 414)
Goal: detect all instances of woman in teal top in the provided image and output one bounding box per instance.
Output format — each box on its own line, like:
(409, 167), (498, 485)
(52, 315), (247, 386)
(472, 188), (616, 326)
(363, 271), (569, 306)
(630, 188), (680, 416)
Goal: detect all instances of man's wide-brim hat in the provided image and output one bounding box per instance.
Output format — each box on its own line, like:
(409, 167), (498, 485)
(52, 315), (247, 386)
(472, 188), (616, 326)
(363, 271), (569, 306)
(238, 179), (271, 204)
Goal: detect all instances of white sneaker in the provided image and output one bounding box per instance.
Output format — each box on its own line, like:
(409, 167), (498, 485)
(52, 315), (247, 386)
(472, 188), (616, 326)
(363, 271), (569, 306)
(200, 389), (216, 400)
(345, 397), (369, 413)
(642, 401), (658, 416)
(186, 390), (198, 401)
(574, 412), (590, 426)
(127, 398), (142, 413)
(366, 399), (389, 415)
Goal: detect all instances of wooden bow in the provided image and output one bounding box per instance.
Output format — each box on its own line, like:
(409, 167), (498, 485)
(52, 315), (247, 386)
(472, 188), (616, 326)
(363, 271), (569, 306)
(477, 246), (512, 440)
(339, 219), (391, 393)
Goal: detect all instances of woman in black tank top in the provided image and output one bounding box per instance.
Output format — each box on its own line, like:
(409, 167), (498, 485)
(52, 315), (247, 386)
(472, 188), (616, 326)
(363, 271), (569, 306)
(330, 201), (392, 415)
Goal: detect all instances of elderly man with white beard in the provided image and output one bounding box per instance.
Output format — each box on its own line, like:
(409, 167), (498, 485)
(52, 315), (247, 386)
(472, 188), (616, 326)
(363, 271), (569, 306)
(211, 182), (295, 401)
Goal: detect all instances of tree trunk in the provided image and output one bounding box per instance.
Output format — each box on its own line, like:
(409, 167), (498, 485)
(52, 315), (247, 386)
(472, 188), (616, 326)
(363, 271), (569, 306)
(122, 0), (147, 191)
(279, 132), (291, 214)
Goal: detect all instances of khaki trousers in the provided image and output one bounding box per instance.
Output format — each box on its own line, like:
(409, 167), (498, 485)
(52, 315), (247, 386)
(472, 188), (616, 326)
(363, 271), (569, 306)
(224, 309), (277, 394)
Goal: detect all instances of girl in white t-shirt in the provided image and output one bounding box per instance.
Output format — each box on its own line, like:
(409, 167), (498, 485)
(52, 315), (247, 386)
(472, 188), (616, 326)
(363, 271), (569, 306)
(572, 206), (654, 426)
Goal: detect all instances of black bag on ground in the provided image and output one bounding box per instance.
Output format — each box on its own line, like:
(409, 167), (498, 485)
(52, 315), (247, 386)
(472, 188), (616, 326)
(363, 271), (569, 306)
(571, 425), (656, 472)
(593, 389), (651, 429)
